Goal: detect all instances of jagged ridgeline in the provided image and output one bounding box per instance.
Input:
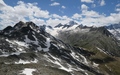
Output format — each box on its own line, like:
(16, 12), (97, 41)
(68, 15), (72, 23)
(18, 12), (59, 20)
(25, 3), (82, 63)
(57, 25), (120, 57)
(0, 21), (120, 75)
(43, 21), (120, 75)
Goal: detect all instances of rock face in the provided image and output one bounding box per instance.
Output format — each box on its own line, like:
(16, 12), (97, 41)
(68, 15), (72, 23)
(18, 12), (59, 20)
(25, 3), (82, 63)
(0, 21), (120, 75)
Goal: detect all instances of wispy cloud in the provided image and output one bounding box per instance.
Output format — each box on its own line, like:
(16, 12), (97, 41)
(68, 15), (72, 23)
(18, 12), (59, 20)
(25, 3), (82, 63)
(115, 4), (120, 12)
(61, 6), (66, 9)
(100, 0), (105, 6)
(50, 2), (60, 6)
(116, 4), (120, 7)
(51, 0), (54, 1)
(92, 4), (96, 8)
(81, 4), (89, 12)
(81, 0), (94, 3)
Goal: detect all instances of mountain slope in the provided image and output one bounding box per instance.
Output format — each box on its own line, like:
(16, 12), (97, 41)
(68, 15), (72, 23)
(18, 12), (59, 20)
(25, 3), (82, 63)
(0, 21), (105, 75)
(49, 22), (120, 75)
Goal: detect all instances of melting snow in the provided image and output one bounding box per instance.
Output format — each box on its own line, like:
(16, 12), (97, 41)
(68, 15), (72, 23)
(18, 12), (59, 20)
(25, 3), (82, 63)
(15, 59), (38, 64)
(24, 35), (39, 45)
(93, 62), (99, 67)
(20, 68), (36, 75)
(42, 38), (51, 52)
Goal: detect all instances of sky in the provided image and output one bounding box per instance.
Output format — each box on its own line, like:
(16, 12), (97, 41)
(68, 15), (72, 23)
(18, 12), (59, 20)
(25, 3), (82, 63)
(0, 0), (120, 29)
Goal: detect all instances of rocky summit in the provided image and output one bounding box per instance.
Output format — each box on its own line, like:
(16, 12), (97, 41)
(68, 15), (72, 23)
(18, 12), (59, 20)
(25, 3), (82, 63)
(0, 21), (120, 75)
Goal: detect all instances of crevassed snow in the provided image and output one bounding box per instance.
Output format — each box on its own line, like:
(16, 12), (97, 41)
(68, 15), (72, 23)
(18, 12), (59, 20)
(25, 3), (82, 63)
(20, 68), (36, 75)
(15, 59), (38, 64)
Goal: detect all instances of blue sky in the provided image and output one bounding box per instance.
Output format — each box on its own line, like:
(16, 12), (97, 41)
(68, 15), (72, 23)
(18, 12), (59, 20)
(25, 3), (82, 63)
(0, 0), (120, 29)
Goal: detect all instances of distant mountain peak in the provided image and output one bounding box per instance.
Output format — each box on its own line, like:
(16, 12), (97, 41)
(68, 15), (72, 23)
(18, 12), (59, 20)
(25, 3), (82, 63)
(54, 23), (63, 28)
(13, 21), (25, 29)
(68, 21), (78, 25)
(54, 21), (78, 29)
(90, 26), (112, 37)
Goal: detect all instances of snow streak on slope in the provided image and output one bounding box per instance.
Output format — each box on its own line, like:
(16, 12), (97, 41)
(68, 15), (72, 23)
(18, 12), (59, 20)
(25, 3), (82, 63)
(0, 52), (26, 57)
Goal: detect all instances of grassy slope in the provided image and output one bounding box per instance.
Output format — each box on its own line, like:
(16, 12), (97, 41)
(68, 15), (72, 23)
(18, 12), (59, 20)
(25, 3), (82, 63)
(57, 30), (120, 75)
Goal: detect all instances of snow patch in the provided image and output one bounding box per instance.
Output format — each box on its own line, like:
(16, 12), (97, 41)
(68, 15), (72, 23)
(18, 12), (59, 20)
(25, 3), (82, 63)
(20, 68), (36, 75)
(24, 35), (51, 52)
(15, 59), (38, 64)
(6, 39), (28, 48)
(93, 62), (99, 67)
(14, 41), (28, 48)
(0, 52), (26, 57)
(24, 35), (39, 45)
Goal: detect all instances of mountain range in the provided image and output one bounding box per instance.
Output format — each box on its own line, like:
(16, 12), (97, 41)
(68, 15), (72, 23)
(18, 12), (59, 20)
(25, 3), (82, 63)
(0, 21), (120, 75)
(105, 23), (120, 40)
